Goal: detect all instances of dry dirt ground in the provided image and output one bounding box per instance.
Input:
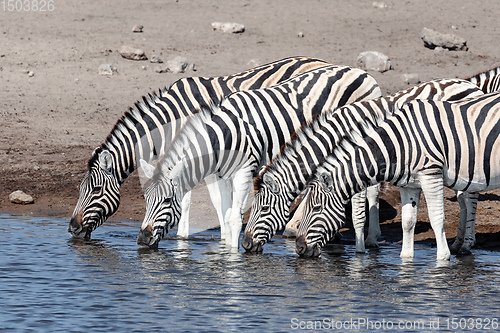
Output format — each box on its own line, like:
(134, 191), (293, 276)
(1, 0), (499, 249)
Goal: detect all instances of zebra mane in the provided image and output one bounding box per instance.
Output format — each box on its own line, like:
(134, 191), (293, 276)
(254, 99), (384, 190)
(152, 103), (216, 180)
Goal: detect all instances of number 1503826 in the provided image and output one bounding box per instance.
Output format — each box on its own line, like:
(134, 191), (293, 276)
(2, 0), (54, 11)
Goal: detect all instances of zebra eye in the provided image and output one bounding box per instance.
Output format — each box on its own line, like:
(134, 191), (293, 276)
(92, 186), (102, 194)
(312, 205), (322, 213)
(261, 205), (270, 213)
(163, 197), (172, 205)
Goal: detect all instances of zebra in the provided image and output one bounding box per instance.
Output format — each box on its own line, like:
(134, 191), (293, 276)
(295, 92), (500, 260)
(243, 78), (484, 253)
(137, 65), (382, 248)
(465, 65), (500, 94)
(67, 56), (332, 240)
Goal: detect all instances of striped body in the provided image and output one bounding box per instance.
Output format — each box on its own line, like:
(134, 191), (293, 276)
(465, 65), (500, 94)
(296, 92), (500, 259)
(243, 78), (483, 253)
(67, 56), (331, 239)
(138, 65), (382, 248)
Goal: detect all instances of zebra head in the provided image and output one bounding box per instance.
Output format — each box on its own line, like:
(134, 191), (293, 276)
(68, 147), (120, 239)
(296, 172), (346, 258)
(137, 159), (182, 248)
(242, 173), (292, 252)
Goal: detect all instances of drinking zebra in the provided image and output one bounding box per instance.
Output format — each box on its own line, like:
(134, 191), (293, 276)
(465, 65), (500, 94)
(243, 78), (483, 253)
(137, 65), (382, 248)
(295, 92), (500, 260)
(67, 56), (331, 240)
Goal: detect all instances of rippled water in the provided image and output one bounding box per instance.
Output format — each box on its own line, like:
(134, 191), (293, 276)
(1, 214), (499, 332)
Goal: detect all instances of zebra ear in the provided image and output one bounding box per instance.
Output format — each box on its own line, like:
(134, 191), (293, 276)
(98, 150), (113, 174)
(319, 172), (334, 192)
(140, 159), (155, 180)
(263, 173), (279, 194)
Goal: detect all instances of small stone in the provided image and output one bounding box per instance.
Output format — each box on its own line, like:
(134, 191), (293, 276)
(28, 71), (34, 77)
(211, 22), (245, 34)
(356, 51), (393, 72)
(119, 45), (148, 61)
(98, 63), (117, 76)
(247, 59), (261, 68)
(372, 1), (387, 9)
(156, 56), (195, 74)
(297, 32), (304, 38)
(9, 190), (34, 205)
(33, 165), (40, 171)
(420, 27), (467, 51)
(150, 55), (163, 63)
(132, 25), (143, 33)
(401, 73), (420, 85)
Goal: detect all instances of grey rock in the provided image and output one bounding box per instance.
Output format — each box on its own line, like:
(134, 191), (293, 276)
(156, 56), (195, 74)
(372, 1), (387, 8)
(356, 51), (393, 72)
(420, 27), (467, 51)
(401, 73), (420, 85)
(98, 63), (117, 76)
(9, 190), (34, 205)
(132, 25), (143, 33)
(150, 55), (163, 64)
(119, 45), (148, 61)
(297, 31), (304, 38)
(211, 22), (245, 33)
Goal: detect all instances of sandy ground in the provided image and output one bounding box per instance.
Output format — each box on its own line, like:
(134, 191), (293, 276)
(1, 0), (500, 248)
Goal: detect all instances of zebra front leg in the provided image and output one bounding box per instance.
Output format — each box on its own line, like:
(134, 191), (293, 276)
(399, 187), (421, 259)
(459, 192), (478, 254)
(351, 190), (367, 253)
(450, 191), (467, 253)
(177, 190), (192, 239)
(205, 174), (232, 240)
(365, 184), (381, 248)
(420, 174), (450, 261)
(226, 169), (253, 248)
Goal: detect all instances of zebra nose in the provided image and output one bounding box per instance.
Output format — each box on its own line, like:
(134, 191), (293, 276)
(242, 232), (263, 252)
(137, 227), (159, 248)
(296, 236), (322, 257)
(295, 235), (308, 255)
(68, 213), (90, 239)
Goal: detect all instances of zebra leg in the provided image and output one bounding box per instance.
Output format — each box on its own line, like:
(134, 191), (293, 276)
(226, 169), (253, 248)
(351, 190), (367, 253)
(365, 183), (381, 248)
(459, 192), (478, 254)
(420, 174), (450, 261)
(450, 191), (467, 253)
(205, 174), (232, 240)
(176, 190), (192, 239)
(399, 187), (421, 259)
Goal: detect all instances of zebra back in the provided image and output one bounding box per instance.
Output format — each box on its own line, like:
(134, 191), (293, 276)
(464, 65), (500, 93)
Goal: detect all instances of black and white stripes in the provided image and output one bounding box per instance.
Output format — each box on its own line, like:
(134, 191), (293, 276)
(296, 92), (500, 260)
(68, 56), (331, 239)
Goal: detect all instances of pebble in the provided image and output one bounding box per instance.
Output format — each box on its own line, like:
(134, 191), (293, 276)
(155, 56), (195, 74)
(372, 1), (387, 9)
(356, 51), (393, 72)
(150, 55), (163, 63)
(132, 25), (143, 33)
(401, 73), (420, 85)
(9, 190), (34, 205)
(420, 27), (467, 51)
(297, 32), (304, 38)
(28, 71), (34, 77)
(98, 63), (117, 76)
(119, 45), (148, 61)
(211, 22), (245, 34)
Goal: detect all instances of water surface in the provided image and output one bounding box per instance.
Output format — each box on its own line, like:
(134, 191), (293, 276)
(1, 214), (499, 332)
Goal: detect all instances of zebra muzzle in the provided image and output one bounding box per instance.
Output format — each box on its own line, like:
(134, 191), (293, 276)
(68, 212), (91, 240)
(296, 236), (321, 257)
(241, 232), (264, 253)
(137, 226), (160, 248)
